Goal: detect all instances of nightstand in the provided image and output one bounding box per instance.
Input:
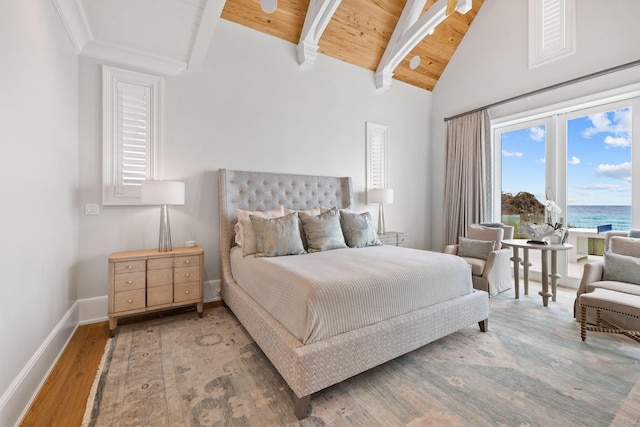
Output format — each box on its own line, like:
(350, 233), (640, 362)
(378, 231), (409, 247)
(107, 246), (204, 336)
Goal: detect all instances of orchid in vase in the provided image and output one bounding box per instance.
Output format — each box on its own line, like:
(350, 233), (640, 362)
(544, 199), (567, 243)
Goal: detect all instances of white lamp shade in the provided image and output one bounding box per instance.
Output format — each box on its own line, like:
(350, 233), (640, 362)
(368, 188), (394, 205)
(141, 181), (185, 205)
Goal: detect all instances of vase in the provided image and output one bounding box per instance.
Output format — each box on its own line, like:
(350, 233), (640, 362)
(547, 235), (562, 244)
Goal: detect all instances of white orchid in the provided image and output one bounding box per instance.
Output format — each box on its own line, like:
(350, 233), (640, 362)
(543, 200), (563, 230)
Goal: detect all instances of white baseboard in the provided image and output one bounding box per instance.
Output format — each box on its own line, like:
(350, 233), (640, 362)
(0, 303), (79, 427)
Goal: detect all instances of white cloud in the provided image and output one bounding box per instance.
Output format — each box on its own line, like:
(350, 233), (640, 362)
(568, 156), (580, 165)
(595, 162), (631, 181)
(604, 135), (630, 147)
(502, 150), (523, 157)
(529, 126), (545, 141)
(582, 108), (631, 142)
(536, 158), (545, 164)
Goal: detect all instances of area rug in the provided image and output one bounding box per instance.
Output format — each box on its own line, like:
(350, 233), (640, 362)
(83, 285), (640, 426)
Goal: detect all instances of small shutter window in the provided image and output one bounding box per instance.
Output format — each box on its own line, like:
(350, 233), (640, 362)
(529, 0), (575, 69)
(366, 122), (390, 202)
(103, 66), (163, 205)
(117, 83), (151, 195)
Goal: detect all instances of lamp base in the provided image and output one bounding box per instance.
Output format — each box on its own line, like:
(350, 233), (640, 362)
(377, 203), (385, 236)
(159, 204), (172, 252)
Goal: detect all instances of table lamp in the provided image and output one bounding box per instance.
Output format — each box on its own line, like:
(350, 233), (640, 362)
(141, 180), (185, 252)
(368, 188), (394, 235)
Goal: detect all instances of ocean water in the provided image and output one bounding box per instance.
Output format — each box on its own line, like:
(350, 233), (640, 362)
(566, 205), (631, 230)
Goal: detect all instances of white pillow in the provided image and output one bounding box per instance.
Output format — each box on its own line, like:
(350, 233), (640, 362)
(234, 205), (284, 256)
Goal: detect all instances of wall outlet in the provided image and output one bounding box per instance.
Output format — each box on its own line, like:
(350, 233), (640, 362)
(85, 204), (100, 215)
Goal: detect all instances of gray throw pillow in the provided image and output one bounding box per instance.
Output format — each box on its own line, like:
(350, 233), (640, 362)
(339, 210), (382, 248)
(457, 237), (495, 260)
(299, 208), (347, 253)
(628, 229), (640, 238)
(602, 251), (640, 285)
(250, 212), (305, 257)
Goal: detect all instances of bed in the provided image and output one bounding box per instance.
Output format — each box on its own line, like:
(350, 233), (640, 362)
(218, 169), (489, 419)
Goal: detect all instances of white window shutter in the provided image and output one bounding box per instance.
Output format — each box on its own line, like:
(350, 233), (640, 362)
(103, 66), (163, 205)
(116, 82), (151, 195)
(366, 122), (390, 202)
(529, 0), (575, 69)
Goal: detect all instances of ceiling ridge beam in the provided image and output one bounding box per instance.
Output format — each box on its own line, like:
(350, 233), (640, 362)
(297, 0), (343, 66)
(374, 0), (471, 89)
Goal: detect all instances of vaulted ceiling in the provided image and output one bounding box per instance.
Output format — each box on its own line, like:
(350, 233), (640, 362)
(54, 0), (484, 91)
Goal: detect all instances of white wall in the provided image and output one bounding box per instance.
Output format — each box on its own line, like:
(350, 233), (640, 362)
(0, 1), (78, 425)
(77, 20), (431, 304)
(430, 0), (640, 251)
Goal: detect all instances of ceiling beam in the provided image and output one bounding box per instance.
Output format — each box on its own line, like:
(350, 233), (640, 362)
(297, 0), (343, 66)
(187, 0), (227, 72)
(375, 0), (472, 89)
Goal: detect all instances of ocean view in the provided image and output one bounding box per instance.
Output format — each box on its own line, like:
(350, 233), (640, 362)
(566, 205), (631, 230)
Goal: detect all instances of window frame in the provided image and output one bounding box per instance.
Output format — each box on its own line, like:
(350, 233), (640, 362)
(102, 65), (164, 205)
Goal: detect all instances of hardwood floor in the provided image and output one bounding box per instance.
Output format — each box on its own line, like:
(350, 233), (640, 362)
(19, 302), (221, 426)
(20, 322), (110, 427)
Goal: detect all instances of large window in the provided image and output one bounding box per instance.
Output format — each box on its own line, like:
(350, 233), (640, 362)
(493, 94), (640, 286)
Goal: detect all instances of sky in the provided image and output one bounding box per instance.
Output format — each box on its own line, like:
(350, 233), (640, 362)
(501, 107), (632, 206)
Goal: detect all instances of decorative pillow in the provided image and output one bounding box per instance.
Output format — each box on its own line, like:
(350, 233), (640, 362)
(602, 251), (640, 285)
(628, 229), (640, 238)
(339, 210), (381, 248)
(235, 205), (285, 256)
(457, 237), (496, 260)
(299, 208), (347, 252)
(250, 212), (305, 257)
(284, 206), (322, 250)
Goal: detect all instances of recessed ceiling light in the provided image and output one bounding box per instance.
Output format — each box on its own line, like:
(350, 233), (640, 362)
(409, 56), (421, 70)
(260, 0), (278, 13)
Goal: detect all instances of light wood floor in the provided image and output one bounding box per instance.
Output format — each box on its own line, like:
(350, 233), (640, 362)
(19, 302), (221, 427)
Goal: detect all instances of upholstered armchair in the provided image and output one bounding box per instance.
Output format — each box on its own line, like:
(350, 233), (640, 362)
(444, 224), (514, 296)
(574, 236), (640, 330)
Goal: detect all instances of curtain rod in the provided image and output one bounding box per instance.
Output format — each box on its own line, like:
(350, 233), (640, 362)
(443, 59), (640, 122)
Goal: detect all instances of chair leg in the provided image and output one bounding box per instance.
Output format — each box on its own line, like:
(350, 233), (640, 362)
(580, 306), (587, 341)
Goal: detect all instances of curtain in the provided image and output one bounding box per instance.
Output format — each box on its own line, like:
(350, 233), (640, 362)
(443, 110), (492, 245)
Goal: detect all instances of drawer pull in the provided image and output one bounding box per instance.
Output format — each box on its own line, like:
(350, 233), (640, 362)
(128, 299), (133, 303)
(185, 273), (190, 277)
(128, 265), (133, 270)
(185, 290), (190, 294)
(185, 260), (190, 264)
(127, 280), (133, 284)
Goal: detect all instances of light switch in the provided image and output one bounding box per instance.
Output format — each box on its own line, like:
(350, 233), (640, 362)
(85, 204), (100, 215)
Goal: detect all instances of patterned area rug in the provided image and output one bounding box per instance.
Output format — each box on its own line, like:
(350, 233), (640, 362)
(84, 285), (640, 426)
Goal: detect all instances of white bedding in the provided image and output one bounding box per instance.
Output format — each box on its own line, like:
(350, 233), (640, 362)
(230, 245), (474, 344)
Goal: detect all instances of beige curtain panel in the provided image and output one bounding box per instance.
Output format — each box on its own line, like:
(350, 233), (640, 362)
(443, 110), (492, 246)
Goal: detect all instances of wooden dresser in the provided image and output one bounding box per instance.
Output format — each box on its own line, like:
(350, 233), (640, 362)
(378, 231), (409, 247)
(108, 246), (204, 335)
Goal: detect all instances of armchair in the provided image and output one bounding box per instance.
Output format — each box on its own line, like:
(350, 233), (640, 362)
(574, 236), (640, 330)
(445, 224), (514, 296)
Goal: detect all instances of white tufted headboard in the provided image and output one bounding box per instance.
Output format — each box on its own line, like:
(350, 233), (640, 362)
(218, 169), (353, 296)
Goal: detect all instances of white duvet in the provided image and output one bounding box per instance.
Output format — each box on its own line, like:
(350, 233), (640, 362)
(230, 245), (473, 344)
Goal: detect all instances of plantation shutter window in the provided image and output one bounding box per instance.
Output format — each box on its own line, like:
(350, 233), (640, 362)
(117, 82), (151, 195)
(366, 122), (390, 203)
(103, 66), (163, 205)
(528, 0), (575, 69)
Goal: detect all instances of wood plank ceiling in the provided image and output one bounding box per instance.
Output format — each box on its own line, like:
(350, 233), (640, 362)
(221, 0), (485, 91)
